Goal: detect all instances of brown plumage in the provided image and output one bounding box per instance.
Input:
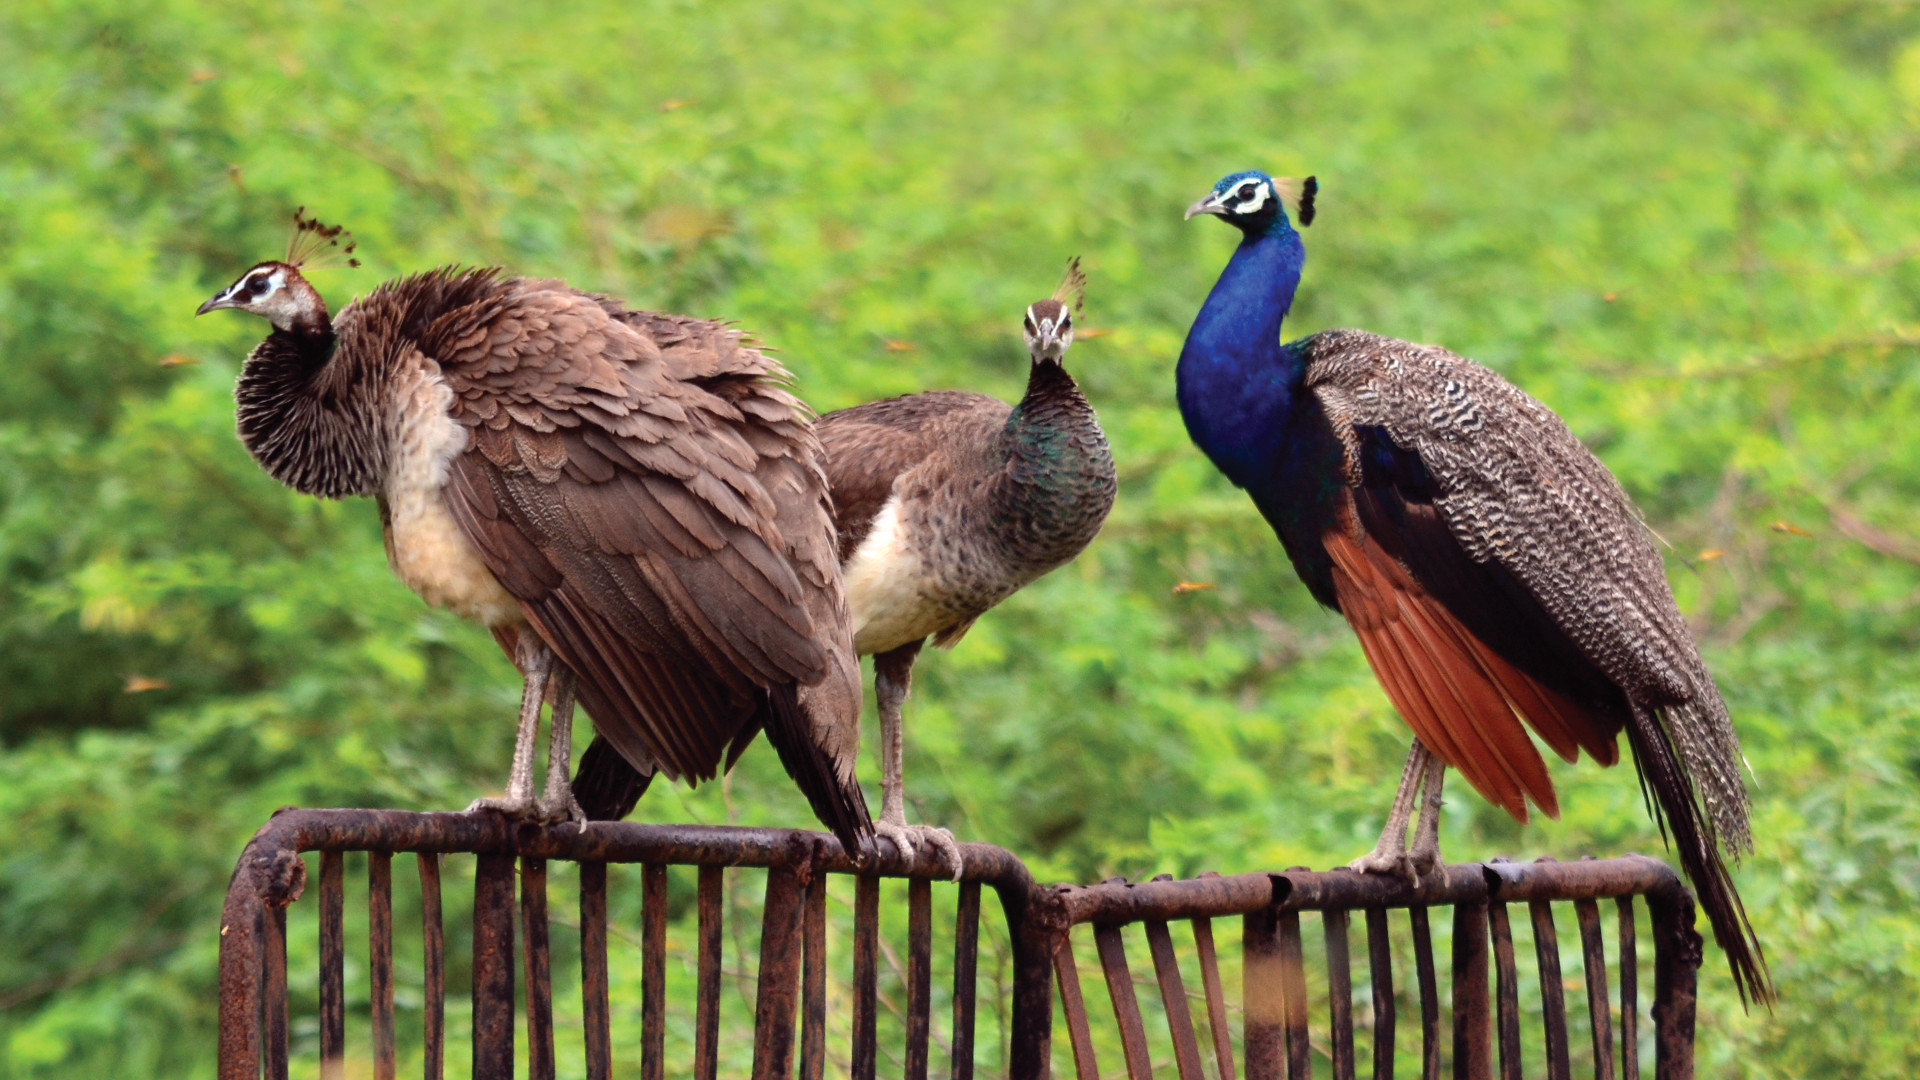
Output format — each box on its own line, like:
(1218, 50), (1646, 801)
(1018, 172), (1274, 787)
(199, 242), (870, 853)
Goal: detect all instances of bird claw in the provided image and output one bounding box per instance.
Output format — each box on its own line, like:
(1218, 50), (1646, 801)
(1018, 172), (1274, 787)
(537, 791), (587, 828)
(467, 792), (583, 827)
(467, 794), (540, 820)
(876, 821), (965, 881)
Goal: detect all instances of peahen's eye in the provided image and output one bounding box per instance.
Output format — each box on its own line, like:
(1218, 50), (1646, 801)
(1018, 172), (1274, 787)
(1024, 316), (1036, 333)
(248, 276), (272, 295)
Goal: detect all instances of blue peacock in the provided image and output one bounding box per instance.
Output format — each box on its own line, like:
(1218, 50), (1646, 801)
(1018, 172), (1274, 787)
(1178, 170), (1770, 1004)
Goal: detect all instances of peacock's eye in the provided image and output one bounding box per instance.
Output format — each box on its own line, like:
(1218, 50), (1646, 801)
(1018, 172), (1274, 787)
(1238, 184), (1257, 200)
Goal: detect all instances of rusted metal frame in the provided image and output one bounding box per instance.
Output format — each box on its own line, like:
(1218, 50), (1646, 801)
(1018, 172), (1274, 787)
(1143, 916), (1208, 1080)
(370, 852), (396, 1080)
(1644, 883), (1699, 1080)
(1093, 922), (1154, 1080)
(1616, 897), (1639, 1080)
(951, 880), (983, 1080)
(695, 865), (722, 1080)
(1054, 929), (1101, 1080)
(642, 863), (668, 1080)
(908, 878), (934, 1080)
(1325, 908), (1356, 1080)
(1411, 907), (1441, 1080)
(472, 853), (517, 1080)
(1452, 898), (1492, 1080)
(1486, 901), (1521, 1080)
(752, 862), (809, 1080)
(801, 869), (829, 1080)
(1191, 916), (1237, 1080)
(579, 862), (611, 1080)
(419, 854), (444, 1080)
(1243, 908), (1284, 1080)
(852, 874), (880, 1080)
(1530, 900), (1573, 1080)
(266, 902), (290, 1080)
(1364, 909), (1394, 1080)
(522, 858), (555, 1080)
(320, 851), (345, 1080)
(1576, 898), (1616, 1080)
(1276, 908), (1310, 1080)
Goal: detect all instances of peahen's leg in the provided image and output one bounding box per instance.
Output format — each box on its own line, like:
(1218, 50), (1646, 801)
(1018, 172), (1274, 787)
(468, 634), (553, 818)
(1348, 739), (1436, 880)
(535, 666), (586, 825)
(872, 640), (963, 879)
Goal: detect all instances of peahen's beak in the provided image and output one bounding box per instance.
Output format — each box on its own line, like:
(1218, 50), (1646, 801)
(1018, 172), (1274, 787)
(1185, 193), (1227, 220)
(196, 291), (233, 316)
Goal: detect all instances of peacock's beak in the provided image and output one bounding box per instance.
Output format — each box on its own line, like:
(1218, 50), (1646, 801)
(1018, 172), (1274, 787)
(1185, 193), (1227, 220)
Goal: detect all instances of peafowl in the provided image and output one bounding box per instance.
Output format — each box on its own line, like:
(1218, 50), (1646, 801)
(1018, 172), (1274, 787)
(1178, 171), (1769, 1004)
(196, 211), (871, 856)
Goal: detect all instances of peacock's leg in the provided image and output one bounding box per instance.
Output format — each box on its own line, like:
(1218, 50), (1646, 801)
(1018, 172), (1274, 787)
(535, 666), (585, 825)
(1407, 754), (1446, 878)
(469, 634), (552, 819)
(1348, 739), (1436, 880)
(872, 640), (963, 880)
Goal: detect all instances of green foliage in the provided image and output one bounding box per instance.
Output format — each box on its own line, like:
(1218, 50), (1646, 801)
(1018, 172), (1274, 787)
(3, 0), (1920, 1073)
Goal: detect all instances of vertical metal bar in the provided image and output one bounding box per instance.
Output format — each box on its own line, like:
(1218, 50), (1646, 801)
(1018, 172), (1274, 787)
(319, 851), (345, 1080)
(1487, 903), (1521, 1080)
(1325, 909), (1356, 1080)
(522, 858), (555, 1080)
(1276, 910), (1310, 1080)
(1576, 900), (1616, 1080)
(907, 878), (934, 1080)
(642, 863), (668, 1080)
(1451, 900), (1491, 1080)
(417, 854), (444, 1080)
(1054, 932), (1101, 1080)
(752, 864), (806, 1080)
(1615, 897), (1639, 1080)
(1410, 906), (1441, 1080)
(370, 852), (396, 1080)
(801, 871), (829, 1080)
(1144, 920), (1207, 1080)
(1093, 923), (1154, 1080)
(1365, 909), (1394, 1080)
(695, 865), (723, 1080)
(1000, 879), (1058, 1080)
(1192, 918), (1237, 1080)
(1646, 889), (1697, 1080)
(266, 903), (289, 1080)
(472, 852), (517, 1080)
(1531, 901), (1572, 1080)
(580, 863), (611, 1080)
(852, 874), (880, 1080)
(951, 880), (983, 1080)
(1243, 909), (1285, 1080)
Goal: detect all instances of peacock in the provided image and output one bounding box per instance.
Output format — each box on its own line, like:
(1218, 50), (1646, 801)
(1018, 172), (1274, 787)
(196, 211), (871, 856)
(1178, 171), (1769, 1004)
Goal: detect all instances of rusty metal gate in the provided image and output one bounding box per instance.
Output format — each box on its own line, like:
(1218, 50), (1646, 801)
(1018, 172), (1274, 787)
(217, 809), (1700, 1079)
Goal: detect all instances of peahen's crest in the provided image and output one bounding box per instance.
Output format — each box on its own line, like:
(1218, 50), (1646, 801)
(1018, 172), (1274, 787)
(1051, 256), (1087, 313)
(285, 207), (361, 270)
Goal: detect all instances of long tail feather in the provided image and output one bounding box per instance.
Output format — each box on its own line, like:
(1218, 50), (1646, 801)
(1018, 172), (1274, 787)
(760, 683), (875, 860)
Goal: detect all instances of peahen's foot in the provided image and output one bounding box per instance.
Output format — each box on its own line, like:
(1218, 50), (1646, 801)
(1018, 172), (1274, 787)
(467, 793), (541, 820)
(536, 788), (586, 828)
(876, 819), (965, 881)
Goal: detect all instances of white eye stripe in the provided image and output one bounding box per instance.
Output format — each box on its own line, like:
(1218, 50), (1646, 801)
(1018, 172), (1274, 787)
(1233, 184), (1271, 214)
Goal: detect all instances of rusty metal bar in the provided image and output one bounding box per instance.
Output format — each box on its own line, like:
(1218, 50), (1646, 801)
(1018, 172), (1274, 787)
(1647, 885), (1698, 1080)
(418, 854), (443, 1080)
(1451, 898), (1491, 1080)
(642, 863), (667, 1080)
(1277, 908), (1309, 1080)
(1487, 902), (1520, 1080)
(1144, 918), (1207, 1080)
(1576, 898), (1615, 1080)
(995, 873), (1057, 1080)
(908, 877), (934, 1080)
(1243, 908), (1284, 1080)
(1531, 900), (1572, 1080)
(1326, 908), (1356, 1080)
(1093, 923), (1153, 1080)
(472, 853), (517, 1080)
(370, 852), (396, 1080)
(1365, 908), (1394, 1080)
(802, 870), (828, 1080)
(320, 850), (345, 1080)
(579, 862), (610, 1080)
(695, 864), (722, 1080)
(522, 858), (555, 1080)
(952, 880), (982, 1080)
(1192, 916), (1237, 1080)
(852, 874), (880, 1080)
(1411, 906), (1440, 1080)
(266, 902), (289, 1080)
(1616, 897), (1638, 1080)
(752, 864), (806, 1080)
(1055, 931), (1101, 1080)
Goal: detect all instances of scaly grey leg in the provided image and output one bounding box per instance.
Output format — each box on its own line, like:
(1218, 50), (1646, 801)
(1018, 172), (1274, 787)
(536, 666), (585, 825)
(1408, 754), (1446, 879)
(1348, 739), (1435, 880)
(871, 640), (963, 879)
(468, 634), (552, 819)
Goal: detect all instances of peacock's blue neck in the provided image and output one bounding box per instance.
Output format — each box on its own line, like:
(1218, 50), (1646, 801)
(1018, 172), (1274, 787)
(1176, 223), (1307, 487)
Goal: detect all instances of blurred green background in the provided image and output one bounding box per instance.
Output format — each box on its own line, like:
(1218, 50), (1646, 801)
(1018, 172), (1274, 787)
(5, 0), (1920, 1075)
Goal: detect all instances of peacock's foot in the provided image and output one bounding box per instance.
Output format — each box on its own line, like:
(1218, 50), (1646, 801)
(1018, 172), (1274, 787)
(1348, 842), (1420, 885)
(876, 819), (965, 881)
(1408, 837), (1444, 881)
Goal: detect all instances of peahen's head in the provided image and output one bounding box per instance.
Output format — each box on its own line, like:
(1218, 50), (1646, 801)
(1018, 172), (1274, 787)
(195, 208), (358, 336)
(1185, 170), (1316, 236)
(1022, 256), (1087, 366)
